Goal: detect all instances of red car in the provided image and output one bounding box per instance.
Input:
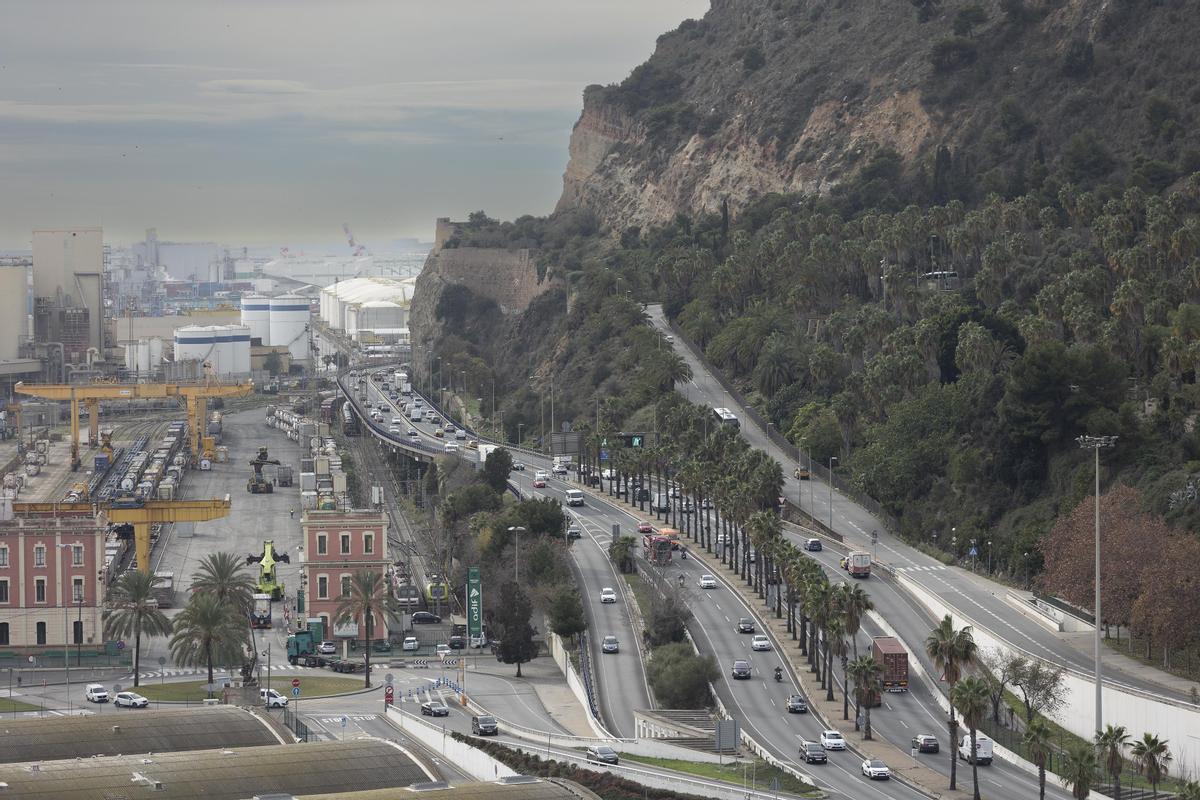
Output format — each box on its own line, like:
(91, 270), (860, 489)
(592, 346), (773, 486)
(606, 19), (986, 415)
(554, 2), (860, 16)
(637, 522), (653, 534)
(533, 478), (547, 488)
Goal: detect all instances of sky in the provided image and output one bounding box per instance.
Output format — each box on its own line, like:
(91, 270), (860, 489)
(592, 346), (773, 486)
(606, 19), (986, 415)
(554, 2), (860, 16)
(0, 0), (708, 250)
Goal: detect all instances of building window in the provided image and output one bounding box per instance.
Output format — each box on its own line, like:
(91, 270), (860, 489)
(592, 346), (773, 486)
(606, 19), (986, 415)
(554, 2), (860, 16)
(34, 546), (46, 567)
(0, 579), (8, 603)
(363, 533), (374, 554)
(72, 545), (84, 566)
(73, 620), (83, 645)
(340, 533), (351, 554)
(0, 622), (8, 645)
(317, 534), (327, 555)
(341, 575), (351, 597)
(35, 578), (46, 604)
(36, 621), (46, 645)
(73, 578), (84, 603)
(0, 546), (8, 567)
(317, 576), (328, 599)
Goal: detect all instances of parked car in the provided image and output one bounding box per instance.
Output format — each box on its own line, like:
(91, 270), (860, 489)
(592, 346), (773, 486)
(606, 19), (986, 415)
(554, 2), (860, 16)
(601, 635), (619, 654)
(862, 759), (891, 780)
(472, 715), (499, 735)
(317, 640), (337, 654)
(261, 688), (288, 708)
(698, 574), (717, 589)
(411, 611), (441, 624)
(800, 741), (827, 764)
(84, 683), (109, 703)
(586, 745), (620, 765)
(421, 700), (450, 717)
(820, 730), (846, 750)
(402, 636), (419, 651)
(114, 691), (149, 708)
(912, 734), (939, 754)
(435, 643), (451, 657)
(751, 634), (772, 651)
(731, 660), (752, 679)
(600, 587), (617, 604)
(737, 618), (755, 634)
(448, 635), (466, 649)
(372, 639), (393, 653)
(786, 695), (809, 714)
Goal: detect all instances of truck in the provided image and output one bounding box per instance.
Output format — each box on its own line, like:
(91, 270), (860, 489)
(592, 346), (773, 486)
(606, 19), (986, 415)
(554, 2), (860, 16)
(871, 636), (909, 693)
(276, 464), (294, 487)
(478, 443), (498, 463)
(408, 406), (423, 422)
(251, 593), (273, 629)
(959, 733), (994, 766)
(846, 551), (872, 578)
(286, 629), (317, 664)
(151, 571), (175, 608)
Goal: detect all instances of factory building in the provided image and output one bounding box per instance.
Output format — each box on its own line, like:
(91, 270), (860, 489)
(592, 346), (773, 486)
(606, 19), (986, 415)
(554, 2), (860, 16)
(318, 276), (415, 343)
(31, 227), (106, 363)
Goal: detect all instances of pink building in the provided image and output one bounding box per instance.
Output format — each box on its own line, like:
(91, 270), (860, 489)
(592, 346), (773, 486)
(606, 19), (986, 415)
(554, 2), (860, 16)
(300, 509), (390, 642)
(0, 509), (106, 651)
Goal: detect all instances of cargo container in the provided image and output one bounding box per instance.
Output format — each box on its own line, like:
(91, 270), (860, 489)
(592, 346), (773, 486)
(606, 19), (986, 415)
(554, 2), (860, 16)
(300, 472), (317, 492)
(332, 471), (347, 493)
(300, 490), (317, 509)
(871, 636), (909, 693)
(276, 464), (294, 487)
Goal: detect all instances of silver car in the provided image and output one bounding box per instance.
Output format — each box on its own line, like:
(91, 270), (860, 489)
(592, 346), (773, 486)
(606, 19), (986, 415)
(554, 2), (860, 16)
(601, 635), (619, 654)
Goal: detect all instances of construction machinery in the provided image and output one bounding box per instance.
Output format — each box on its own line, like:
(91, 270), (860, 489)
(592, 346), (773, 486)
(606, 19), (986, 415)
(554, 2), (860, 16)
(246, 539), (288, 600)
(248, 446), (281, 493)
(12, 495), (232, 575)
(13, 375), (252, 471)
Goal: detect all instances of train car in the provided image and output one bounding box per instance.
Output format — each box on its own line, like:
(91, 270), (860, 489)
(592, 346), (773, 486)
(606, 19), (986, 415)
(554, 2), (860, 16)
(341, 402), (360, 436)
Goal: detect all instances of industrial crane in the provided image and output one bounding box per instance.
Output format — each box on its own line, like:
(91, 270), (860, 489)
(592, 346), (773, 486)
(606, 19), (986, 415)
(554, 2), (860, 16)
(342, 223), (366, 257)
(246, 539), (289, 600)
(11, 496), (232, 576)
(247, 446), (281, 493)
(14, 377), (252, 471)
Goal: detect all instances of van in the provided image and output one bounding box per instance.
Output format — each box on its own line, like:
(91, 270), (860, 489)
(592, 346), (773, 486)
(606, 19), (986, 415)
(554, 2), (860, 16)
(805, 538), (822, 552)
(652, 493), (671, 512)
(564, 489), (584, 507)
(260, 688), (288, 708)
(958, 733), (993, 765)
(471, 714), (498, 736)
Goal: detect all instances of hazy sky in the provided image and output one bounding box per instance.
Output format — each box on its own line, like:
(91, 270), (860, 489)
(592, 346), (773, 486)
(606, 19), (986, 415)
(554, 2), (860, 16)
(0, 1), (707, 249)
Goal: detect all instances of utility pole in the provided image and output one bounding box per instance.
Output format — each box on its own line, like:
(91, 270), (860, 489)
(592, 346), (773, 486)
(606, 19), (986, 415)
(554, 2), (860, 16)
(1077, 433), (1116, 736)
(827, 456), (838, 532)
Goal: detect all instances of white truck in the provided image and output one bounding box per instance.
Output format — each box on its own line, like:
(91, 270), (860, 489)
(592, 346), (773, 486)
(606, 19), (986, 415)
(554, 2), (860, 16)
(408, 406), (423, 422)
(958, 733), (993, 765)
(478, 443), (498, 463)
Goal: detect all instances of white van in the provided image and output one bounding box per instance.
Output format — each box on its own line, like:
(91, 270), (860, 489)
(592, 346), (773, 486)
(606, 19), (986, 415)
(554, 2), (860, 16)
(260, 688), (288, 708)
(565, 489), (584, 507)
(958, 733), (993, 765)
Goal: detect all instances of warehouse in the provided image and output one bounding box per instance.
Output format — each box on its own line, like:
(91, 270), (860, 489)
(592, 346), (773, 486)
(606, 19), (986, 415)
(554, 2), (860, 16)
(318, 277), (416, 341)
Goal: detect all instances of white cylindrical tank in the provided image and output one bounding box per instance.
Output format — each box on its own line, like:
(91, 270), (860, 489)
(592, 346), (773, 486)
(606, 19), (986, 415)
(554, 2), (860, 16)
(173, 325), (215, 367)
(137, 339), (151, 372)
(225, 324), (251, 374)
(0, 265), (27, 361)
(270, 295), (310, 362)
(124, 341), (137, 371)
(148, 337), (163, 368)
(240, 295), (272, 345)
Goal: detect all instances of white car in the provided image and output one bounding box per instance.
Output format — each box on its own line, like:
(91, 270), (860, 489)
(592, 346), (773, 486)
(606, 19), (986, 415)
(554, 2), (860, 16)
(402, 636), (419, 651)
(84, 683), (109, 703)
(600, 587), (617, 604)
(751, 634), (772, 651)
(388, 425), (402, 434)
(114, 691), (149, 708)
(698, 574), (717, 589)
(435, 643), (451, 657)
(534, 470), (549, 482)
(317, 640), (337, 655)
(260, 688), (288, 708)
(862, 759), (891, 780)
(444, 442), (459, 452)
(821, 730), (846, 750)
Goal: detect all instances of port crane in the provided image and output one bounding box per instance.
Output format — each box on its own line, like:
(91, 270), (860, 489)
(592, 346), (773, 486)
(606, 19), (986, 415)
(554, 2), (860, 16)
(247, 446), (281, 493)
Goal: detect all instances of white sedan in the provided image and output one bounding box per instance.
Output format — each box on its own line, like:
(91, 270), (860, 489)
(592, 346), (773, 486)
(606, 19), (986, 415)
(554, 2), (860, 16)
(600, 587), (617, 604)
(862, 759), (891, 780)
(750, 634), (772, 651)
(698, 574), (717, 589)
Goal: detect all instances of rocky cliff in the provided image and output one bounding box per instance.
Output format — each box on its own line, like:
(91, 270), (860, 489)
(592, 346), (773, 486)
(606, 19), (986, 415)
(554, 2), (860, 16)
(558, 0), (1200, 229)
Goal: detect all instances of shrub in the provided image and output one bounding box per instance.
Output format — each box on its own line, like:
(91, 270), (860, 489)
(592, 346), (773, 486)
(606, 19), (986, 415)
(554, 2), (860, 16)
(929, 37), (979, 73)
(1062, 39), (1094, 78)
(953, 4), (988, 36)
(739, 46), (766, 72)
(1062, 130), (1115, 183)
(646, 643), (718, 707)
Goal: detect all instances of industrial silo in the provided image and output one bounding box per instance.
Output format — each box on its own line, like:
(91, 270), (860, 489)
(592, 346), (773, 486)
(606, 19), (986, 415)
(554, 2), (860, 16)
(0, 265), (28, 361)
(270, 294), (310, 363)
(148, 337), (163, 369)
(240, 295), (271, 345)
(225, 324), (251, 374)
(174, 325), (216, 367)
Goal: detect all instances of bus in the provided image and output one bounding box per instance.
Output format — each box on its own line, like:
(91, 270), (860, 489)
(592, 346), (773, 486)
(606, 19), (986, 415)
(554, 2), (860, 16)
(713, 407), (740, 428)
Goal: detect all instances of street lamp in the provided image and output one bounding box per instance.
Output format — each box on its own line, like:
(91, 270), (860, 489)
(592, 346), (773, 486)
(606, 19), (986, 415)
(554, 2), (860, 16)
(57, 544), (74, 711)
(1077, 433), (1117, 736)
(507, 526), (526, 583)
(517, 423), (524, 446)
(987, 540), (993, 575)
(827, 456), (838, 532)
(797, 436), (807, 512)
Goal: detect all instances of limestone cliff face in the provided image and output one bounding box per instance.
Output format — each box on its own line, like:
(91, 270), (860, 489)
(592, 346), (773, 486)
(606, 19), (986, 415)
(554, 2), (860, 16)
(556, 0), (1194, 230)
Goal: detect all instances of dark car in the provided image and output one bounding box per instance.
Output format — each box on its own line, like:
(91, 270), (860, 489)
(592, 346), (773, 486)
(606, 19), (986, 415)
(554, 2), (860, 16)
(372, 639), (393, 653)
(448, 635), (466, 649)
(472, 714), (498, 735)
(737, 618), (755, 634)
(411, 611), (441, 624)
(800, 741), (827, 764)
(786, 695), (809, 714)
(804, 538), (822, 552)
(586, 745), (620, 765)
(732, 660), (752, 679)
(912, 734), (940, 754)
(421, 700), (450, 717)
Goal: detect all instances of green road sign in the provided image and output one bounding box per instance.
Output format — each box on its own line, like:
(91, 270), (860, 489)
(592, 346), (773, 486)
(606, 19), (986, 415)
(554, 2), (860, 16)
(467, 567), (482, 641)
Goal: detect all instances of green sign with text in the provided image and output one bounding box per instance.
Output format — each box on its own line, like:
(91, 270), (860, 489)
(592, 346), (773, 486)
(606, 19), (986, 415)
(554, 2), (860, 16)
(467, 567), (482, 641)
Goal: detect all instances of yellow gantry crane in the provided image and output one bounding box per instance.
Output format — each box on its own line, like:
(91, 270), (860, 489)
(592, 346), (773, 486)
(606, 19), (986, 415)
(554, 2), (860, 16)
(13, 496), (232, 575)
(13, 378), (252, 470)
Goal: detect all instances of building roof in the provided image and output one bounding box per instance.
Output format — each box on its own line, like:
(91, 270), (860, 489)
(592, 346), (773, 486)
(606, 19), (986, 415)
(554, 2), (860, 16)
(320, 276), (416, 307)
(0, 738), (429, 800)
(300, 778), (601, 800)
(0, 706), (283, 764)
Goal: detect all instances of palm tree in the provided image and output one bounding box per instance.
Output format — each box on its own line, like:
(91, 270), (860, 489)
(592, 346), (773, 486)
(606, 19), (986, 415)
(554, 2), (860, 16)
(103, 571), (173, 688)
(1095, 725), (1130, 800)
(846, 655), (883, 739)
(925, 615), (978, 790)
(1131, 733), (1171, 799)
(191, 551), (256, 616)
(1024, 717), (1054, 800)
(1175, 779), (1200, 800)
(169, 593), (247, 689)
(1062, 741), (1099, 800)
(952, 675), (990, 800)
(334, 570), (392, 688)
(839, 582), (873, 659)
(824, 616), (845, 702)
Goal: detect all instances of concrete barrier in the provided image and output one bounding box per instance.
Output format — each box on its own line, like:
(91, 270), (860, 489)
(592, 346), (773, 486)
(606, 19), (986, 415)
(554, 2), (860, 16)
(547, 631), (615, 740)
(384, 705), (518, 781)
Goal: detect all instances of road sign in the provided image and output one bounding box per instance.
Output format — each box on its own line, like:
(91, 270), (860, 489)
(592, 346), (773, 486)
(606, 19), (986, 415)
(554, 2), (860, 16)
(443, 659), (459, 667)
(600, 449), (609, 461)
(467, 567), (483, 642)
(385, 673), (394, 685)
(292, 678), (301, 688)
(384, 685), (394, 698)
(715, 719), (739, 752)
(340, 715), (348, 728)
(968, 546), (979, 557)
(116, 641), (126, 650)
(157, 656), (166, 666)
(292, 687), (301, 697)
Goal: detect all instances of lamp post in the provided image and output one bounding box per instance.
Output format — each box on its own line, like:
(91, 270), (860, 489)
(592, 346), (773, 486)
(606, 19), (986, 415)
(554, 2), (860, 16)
(827, 456), (838, 532)
(517, 423), (524, 446)
(507, 526), (526, 583)
(798, 437), (807, 512)
(1077, 433), (1117, 736)
(986, 540), (993, 575)
(57, 544), (73, 712)
(970, 538), (978, 573)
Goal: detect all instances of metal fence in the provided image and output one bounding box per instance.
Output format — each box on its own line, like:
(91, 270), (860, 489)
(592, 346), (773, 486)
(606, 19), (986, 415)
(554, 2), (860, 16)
(281, 704), (311, 742)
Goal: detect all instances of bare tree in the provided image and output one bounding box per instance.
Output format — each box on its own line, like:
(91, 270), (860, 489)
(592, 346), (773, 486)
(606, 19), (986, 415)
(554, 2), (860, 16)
(1011, 657), (1065, 724)
(979, 648), (1025, 725)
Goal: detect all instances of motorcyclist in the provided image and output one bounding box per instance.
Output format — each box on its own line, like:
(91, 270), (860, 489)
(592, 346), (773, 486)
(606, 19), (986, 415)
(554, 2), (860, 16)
(774, 666), (783, 682)
(680, 547), (687, 560)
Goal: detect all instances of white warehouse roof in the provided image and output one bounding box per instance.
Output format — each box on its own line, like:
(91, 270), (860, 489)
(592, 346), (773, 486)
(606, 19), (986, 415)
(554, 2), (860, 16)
(319, 276), (417, 331)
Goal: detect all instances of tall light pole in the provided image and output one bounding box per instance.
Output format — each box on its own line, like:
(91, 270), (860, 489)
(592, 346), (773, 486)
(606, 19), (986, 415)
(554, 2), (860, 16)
(507, 526), (526, 583)
(57, 544), (73, 712)
(1077, 433), (1117, 736)
(827, 456), (838, 532)
(797, 437), (806, 511)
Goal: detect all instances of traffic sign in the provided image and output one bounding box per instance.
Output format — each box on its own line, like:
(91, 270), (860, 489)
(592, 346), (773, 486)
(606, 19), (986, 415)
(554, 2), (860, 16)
(291, 687), (301, 697)
(116, 641), (126, 650)
(384, 686), (395, 698)
(340, 716), (348, 728)
(968, 546), (978, 557)
(292, 678), (301, 688)
(385, 673), (394, 685)
(157, 656), (166, 666)
(443, 659), (459, 668)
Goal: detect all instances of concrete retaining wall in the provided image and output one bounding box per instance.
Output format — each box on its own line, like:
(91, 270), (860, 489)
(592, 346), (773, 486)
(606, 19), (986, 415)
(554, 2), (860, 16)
(896, 572), (1200, 779)
(384, 705), (518, 781)
(548, 631), (611, 739)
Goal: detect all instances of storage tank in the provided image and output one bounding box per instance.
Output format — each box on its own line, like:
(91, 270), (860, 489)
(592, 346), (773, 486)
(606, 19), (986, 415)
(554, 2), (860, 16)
(0, 265), (28, 361)
(240, 295), (272, 345)
(148, 337), (163, 369)
(270, 294), (310, 362)
(223, 324), (251, 374)
(137, 339), (151, 372)
(174, 325), (216, 367)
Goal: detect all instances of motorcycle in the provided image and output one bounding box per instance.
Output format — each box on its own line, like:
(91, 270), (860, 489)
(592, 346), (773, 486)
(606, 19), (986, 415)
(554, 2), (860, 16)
(680, 549), (687, 560)
(774, 667), (783, 683)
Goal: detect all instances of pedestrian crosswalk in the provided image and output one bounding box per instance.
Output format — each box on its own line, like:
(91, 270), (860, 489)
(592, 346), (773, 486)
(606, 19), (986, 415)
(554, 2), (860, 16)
(132, 663), (371, 680)
(896, 565), (946, 572)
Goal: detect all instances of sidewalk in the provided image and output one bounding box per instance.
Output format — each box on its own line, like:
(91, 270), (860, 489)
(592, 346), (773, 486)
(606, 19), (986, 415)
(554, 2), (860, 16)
(470, 656), (596, 739)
